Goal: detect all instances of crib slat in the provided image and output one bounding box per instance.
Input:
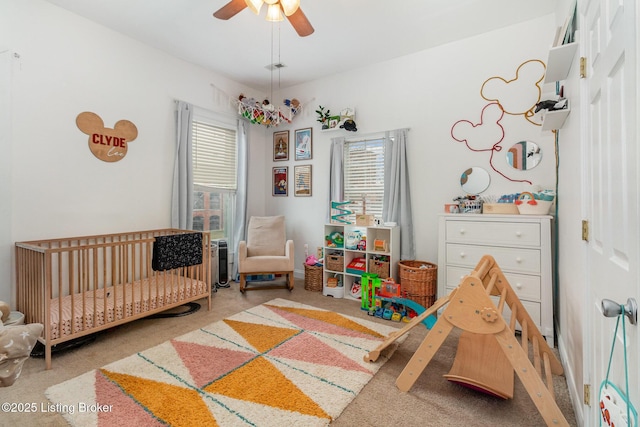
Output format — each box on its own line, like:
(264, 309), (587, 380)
(15, 229), (211, 369)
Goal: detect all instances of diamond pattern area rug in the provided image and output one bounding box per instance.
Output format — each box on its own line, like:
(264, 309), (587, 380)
(46, 298), (402, 427)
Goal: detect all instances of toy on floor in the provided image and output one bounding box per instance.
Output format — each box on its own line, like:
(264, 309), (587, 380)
(0, 301), (44, 387)
(360, 273), (381, 311)
(363, 255), (570, 427)
(361, 277), (436, 329)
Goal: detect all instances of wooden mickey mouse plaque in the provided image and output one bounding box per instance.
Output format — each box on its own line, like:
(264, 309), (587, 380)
(76, 112), (138, 162)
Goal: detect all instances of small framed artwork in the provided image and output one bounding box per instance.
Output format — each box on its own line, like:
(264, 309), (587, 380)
(273, 130), (289, 161)
(294, 164), (312, 197)
(294, 127), (313, 161)
(272, 166), (288, 196)
(328, 116), (341, 129)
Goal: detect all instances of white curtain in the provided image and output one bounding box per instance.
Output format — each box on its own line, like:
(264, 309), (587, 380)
(171, 101), (194, 229)
(327, 136), (345, 222)
(231, 119), (248, 280)
(329, 130), (415, 259)
(383, 128), (415, 259)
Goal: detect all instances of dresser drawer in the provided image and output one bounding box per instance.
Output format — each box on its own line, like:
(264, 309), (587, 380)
(446, 243), (541, 274)
(445, 266), (541, 300)
(445, 220), (540, 246)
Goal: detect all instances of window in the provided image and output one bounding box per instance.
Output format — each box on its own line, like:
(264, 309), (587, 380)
(191, 113), (237, 242)
(343, 137), (385, 220)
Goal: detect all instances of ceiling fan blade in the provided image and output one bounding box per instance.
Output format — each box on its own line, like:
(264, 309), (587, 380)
(286, 7), (314, 37)
(213, 0), (247, 20)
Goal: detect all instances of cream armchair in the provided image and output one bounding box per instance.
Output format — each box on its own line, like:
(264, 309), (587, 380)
(238, 216), (295, 293)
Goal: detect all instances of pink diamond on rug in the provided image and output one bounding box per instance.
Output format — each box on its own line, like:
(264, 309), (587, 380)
(270, 332), (372, 374)
(171, 339), (255, 388)
(94, 370), (164, 427)
(265, 305), (384, 339)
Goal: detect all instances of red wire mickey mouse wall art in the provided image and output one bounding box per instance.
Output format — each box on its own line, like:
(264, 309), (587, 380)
(76, 112), (138, 163)
(450, 59), (546, 185)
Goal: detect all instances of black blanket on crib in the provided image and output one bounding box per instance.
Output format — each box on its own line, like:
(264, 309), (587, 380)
(152, 232), (203, 271)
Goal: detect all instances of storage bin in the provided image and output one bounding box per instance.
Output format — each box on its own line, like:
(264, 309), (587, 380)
(326, 254), (344, 271)
(399, 260), (437, 308)
(462, 200), (483, 214)
(304, 264), (323, 291)
(369, 259), (390, 279)
(482, 203), (519, 214)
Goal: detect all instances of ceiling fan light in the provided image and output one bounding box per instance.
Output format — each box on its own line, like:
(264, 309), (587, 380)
(280, 0), (300, 16)
(244, 0), (263, 15)
(265, 4), (283, 21)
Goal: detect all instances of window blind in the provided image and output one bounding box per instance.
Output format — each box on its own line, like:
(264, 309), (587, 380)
(343, 138), (385, 217)
(192, 120), (237, 191)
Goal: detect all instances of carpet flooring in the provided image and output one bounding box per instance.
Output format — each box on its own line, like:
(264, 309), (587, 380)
(44, 298), (402, 427)
(2, 279), (578, 426)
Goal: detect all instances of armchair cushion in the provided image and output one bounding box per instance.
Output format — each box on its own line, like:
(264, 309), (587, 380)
(246, 216), (286, 257)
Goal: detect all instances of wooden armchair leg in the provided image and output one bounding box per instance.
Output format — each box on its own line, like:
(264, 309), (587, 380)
(288, 272), (294, 291)
(239, 273), (246, 293)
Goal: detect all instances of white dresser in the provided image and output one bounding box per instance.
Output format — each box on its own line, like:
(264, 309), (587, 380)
(437, 214), (555, 346)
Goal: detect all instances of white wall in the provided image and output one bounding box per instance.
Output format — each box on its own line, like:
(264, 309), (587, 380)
(0, 0), (265, 304)
(267, 14), (561, 274)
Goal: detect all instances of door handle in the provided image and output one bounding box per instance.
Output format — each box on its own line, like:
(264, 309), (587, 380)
(601, 298), (638, 325)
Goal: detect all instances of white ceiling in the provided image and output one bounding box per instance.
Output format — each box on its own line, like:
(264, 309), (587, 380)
(44, 0), (558, 93)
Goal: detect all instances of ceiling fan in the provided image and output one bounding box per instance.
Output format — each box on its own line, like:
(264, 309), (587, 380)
(213, 0), (314, 37)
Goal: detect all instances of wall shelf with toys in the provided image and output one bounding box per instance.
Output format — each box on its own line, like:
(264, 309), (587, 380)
(322, 223), (399, 301)
(316, 107), (357, 132)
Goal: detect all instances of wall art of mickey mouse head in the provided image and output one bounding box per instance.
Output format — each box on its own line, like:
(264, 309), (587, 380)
(76, 111), (138, 162)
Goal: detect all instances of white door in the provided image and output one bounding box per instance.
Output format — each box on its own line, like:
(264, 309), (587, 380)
(583, 0), (639, 424)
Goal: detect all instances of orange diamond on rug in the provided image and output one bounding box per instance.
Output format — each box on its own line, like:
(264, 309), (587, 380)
(205, 356), (329, 419)
(223, 319), (300, 353)
(101, 369), (218, 427)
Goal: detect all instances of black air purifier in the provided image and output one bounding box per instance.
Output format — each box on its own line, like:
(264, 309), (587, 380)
(217, 239), (228, 285)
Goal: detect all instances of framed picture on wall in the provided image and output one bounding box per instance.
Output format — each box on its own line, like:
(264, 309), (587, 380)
(272, 166), (288, 196)
(294, 127), (312, 160)
(294, 164), (312, 197)
(273, 130), (289, 161)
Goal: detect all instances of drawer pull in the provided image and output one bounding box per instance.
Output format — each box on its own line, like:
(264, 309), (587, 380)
(516, 231), (522, 237)
(460, 252), (466, 258)
(516, 257), (522, 263)
(515, 283), (522, 289)
(459, 228), (466, 235)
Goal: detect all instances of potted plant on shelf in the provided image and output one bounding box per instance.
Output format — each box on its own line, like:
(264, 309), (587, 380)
(315, 105), (331, 129)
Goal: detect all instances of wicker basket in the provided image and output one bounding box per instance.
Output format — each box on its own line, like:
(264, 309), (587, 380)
(369, 259), (390, 279)
(304, 264), (323, 292)
(399, 260), (437, 308)
(326, 254), (344, 271)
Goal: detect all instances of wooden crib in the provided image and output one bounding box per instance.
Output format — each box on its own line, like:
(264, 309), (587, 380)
(15, 229), (212, 369)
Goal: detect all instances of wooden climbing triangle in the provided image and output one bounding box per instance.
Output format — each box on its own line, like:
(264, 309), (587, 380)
(364, 255), (569, 427)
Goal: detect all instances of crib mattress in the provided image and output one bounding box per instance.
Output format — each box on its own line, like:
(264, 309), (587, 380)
(49, 275), (207, 340)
